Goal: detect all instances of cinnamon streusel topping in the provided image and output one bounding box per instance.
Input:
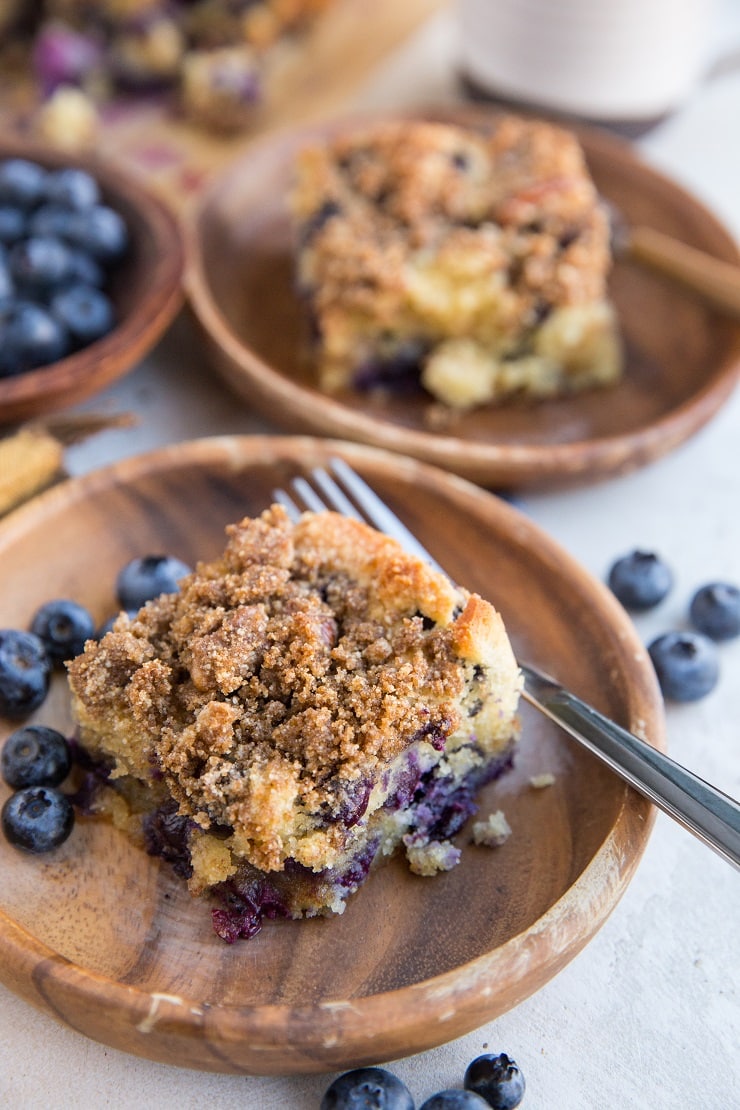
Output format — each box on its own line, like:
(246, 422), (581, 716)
(68, 506), (519, 875)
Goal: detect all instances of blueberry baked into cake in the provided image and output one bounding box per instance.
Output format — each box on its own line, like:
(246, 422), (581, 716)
(67, 506), (522, 940)
(291, 115), (622, 410)
(1, 0), (336, 137)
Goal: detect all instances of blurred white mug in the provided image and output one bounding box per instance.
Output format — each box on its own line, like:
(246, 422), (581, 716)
(459, 0), (716, 124)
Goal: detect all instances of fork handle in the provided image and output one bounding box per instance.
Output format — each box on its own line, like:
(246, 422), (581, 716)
(521, 666), (740, 870)
(627, 225), (740, 320)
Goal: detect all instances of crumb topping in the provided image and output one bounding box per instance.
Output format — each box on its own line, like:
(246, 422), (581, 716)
(68, 506), (519, 873)
(291, 115), (612, 326)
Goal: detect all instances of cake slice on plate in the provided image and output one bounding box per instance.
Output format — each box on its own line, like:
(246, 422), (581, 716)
(291, 115), (622, 410)
(68, 505), (522, 940)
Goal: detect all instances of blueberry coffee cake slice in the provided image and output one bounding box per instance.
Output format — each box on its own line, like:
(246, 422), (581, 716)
(291, 115), (622, 410)
(67, 506), (522, 940)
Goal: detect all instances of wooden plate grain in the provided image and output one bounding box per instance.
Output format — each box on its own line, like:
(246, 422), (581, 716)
(186, 106), (740, 490)
(0, 137), (184, 426)
(0, 436), (664, 1075)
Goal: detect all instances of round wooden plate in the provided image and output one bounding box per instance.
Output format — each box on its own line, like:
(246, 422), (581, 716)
(0, 136), (185, 426)
(0, 436), (664, 1075)
(185, 106), (740, 490)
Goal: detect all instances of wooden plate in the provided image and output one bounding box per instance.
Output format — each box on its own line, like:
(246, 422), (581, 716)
(0, 137), (184, 426)
(0, 436), (664, 1074)
(185, 106), (740, 490)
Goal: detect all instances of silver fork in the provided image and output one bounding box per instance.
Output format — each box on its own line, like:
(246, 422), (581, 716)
(274, 456), (740, 871)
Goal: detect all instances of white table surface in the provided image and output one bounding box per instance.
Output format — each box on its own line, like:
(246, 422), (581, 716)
(2, 5), (740, 1107)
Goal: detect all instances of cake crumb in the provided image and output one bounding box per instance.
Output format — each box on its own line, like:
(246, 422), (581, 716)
(530, 772), (556, 788)
(404, 837), (462, 876)
(472, 810), (512, 847)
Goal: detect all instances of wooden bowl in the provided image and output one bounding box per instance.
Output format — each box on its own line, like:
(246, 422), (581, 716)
(185, 106), (740, 490)
(0, 436), (665, 1074)
(0, 137), (185, 426)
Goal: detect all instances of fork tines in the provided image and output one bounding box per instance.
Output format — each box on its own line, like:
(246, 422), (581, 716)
(272, 457), (445, 574)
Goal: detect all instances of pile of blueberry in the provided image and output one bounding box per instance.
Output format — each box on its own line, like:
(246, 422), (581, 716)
(0, 552), (191, 852)
(607, 550), (740, 702)
(0, 156), (129, 378)
(320, 1054), (525, 1109)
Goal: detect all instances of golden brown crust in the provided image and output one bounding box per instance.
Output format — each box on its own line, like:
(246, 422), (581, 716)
(68, 506), (521, 878)
(293, 116), (611, 312)
(291, 115), (622, 407)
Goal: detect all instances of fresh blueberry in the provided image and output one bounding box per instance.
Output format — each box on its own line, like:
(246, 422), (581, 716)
(321, 1067), (415, 1110)
(65, 204), (129, 264)
(30, 598), (96, 664)
(0, 158), (47, 209)
(419, 1093), (490, 1110)
(66, 247), (105, 288)
(116, 554), (191, 610)
(648, 631), (720, 702)
(50, 283), (115, 346)
(1, 785), (74, 852)
(9, 235), (73, 295)
(27, 203), (76, 240)
(0, 205), (26, 245)
(607, 550), (673, 611)
(44, 167), (100, 211)
(464, 1054), (526, 1109)
(689, 582), (740, 642)
(0, 257), (14, 304)
(0, 629), (51, 719)
(0, 300), (69, 375)
(1, 725), (71, 789)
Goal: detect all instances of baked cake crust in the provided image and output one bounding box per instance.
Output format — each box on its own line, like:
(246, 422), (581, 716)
(291, 115), (622, 410)
(68, 506), (522, 933)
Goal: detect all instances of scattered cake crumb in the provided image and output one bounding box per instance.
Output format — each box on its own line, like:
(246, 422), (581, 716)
(472, 809), (512, 847)
(530, 772), (556, 789)
(404, 837), (462, 876)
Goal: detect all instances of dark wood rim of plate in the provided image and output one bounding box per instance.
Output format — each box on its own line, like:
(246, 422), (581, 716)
(184, 105), (740, 490)
(0, 136), (185, 426)
(0, 436), (664, 1074)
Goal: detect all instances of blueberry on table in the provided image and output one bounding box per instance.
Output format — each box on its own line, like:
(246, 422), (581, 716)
(464, 1053), (526, 1109)
(648, 631), (719, 702)
(2, 785), (74, 852)
(1, 725), (71, 789)
(30, 598), (96, 664)
(50, 283), (115, 346)
(320, 1067), (415, 1110)
(607, 550), (673, 611)
(0, 629), (51, 719)
(116, 554), (192, 610)
(689, 582), (740, 642)
(0, 158), (47, 209)
(419, 1092), (490, 1109)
